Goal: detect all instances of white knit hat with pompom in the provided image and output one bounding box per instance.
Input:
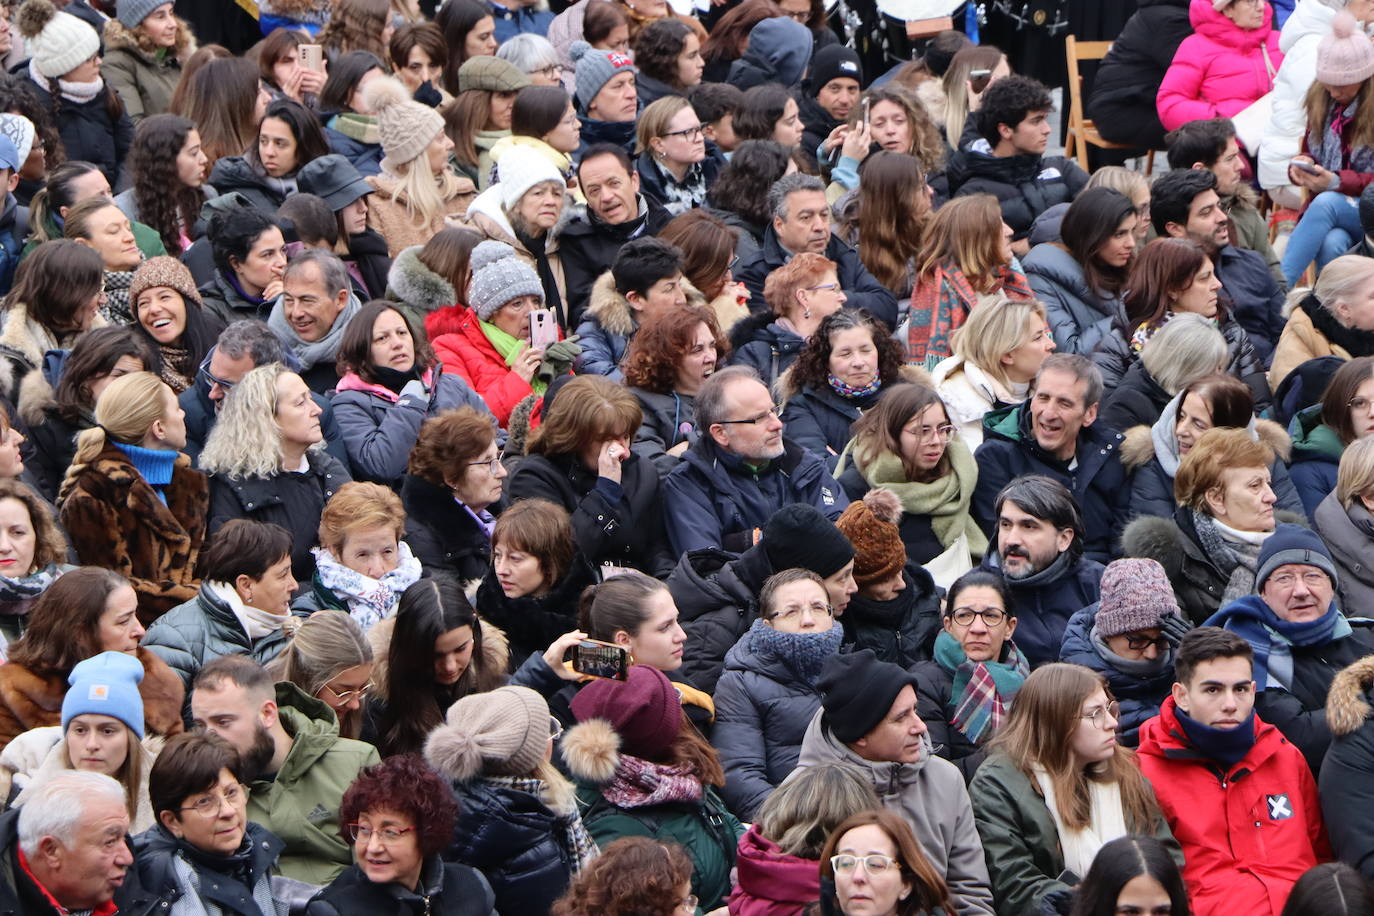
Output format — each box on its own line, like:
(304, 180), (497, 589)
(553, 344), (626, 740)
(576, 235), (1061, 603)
(17, 0), (100, 80)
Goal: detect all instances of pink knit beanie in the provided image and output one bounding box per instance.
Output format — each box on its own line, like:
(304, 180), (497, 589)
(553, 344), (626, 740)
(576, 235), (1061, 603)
(1317, 12), (1374, 87)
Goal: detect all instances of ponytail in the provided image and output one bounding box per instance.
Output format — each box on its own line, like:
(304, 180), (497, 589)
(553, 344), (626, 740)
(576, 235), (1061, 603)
(56, 426), (107, 507)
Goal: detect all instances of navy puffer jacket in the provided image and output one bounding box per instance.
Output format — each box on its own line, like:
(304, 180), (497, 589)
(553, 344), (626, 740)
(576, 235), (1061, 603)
(1058, 603), (1174, 747)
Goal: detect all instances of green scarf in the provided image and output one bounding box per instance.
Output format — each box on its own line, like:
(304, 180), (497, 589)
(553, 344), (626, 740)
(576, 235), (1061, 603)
(480, 320), (547, 395)
(934, 630), (1029, 743)
(329, 112), (380, 146)
(835, 438), (987, 556)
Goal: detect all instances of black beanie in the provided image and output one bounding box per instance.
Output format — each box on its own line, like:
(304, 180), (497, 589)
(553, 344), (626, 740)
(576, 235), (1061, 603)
(817, 649), (919, 744)
(809, 45), (863, 97)
(763, 504), (855, 578)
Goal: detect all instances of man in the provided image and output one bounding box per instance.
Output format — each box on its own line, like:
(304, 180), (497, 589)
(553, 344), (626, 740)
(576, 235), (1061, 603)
(266, 248), (362, 393)
(1205, 524), (1374, 772)
(1166, 118), (1284, 288)
(972, 354), (1129, 565)
(575, 236), (687, 379)
(795, 649), (995, 916)
(0, 771), (135, 914)
(190, 654), (380, 884)
(1152, 168), (1286, 367)
(947, 75), (1089, 255)
(735, 173), (898, 327)
(560, 143), (672, 326)
(980, 474), (1105, 668)
(798, 45), (863, 171)
(180, 319), (346, 464)
(662, 365), (848, 555)
(1137, 627), (1330, 916)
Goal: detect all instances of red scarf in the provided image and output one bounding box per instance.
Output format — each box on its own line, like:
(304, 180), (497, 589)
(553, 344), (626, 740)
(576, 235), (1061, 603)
(907, 260), (1034, 370)
(17, 848), (119, 916)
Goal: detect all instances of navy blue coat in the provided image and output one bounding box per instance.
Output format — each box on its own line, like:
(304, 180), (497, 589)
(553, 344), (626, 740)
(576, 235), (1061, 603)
(1216, 245), (1286, 368)
(980, 550), (1104, 669)
(729, 318), (804, 389)
(780, 384), (879, 470)
(1058, 603), (1174, 747)
(735, 227), (899, 329)
(666, 543), (774, 694)
(323, 124), (384, 176)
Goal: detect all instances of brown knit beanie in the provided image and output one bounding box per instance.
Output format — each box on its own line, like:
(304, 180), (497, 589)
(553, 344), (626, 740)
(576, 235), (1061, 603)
(437, 685), (551, 777)
(835, 489), (907, 588)
(130, 256), (203, 309)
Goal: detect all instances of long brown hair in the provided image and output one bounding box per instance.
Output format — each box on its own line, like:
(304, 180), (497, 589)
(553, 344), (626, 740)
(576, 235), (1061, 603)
(7, 568), (129, 677)
(849, 382), (951, 482)
(846, 85), (945, 175)
(818, 809), (953, 916)
(1306, 77), (1374, 155)
(856, 152), (928, 292)
(701, 0), (781, 67)
(916, 194), (1007, 291)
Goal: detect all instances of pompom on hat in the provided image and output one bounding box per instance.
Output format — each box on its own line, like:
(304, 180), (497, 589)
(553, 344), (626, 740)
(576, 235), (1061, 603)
(467, 240), (544, 320)
(363, 75), (447, 171)
(17, 0), (101, 80)
(569, 665), (683, 761)
(570, 40), (637, 113)
(835, 489), (907, 589)
(1316, 11), (1374, 86)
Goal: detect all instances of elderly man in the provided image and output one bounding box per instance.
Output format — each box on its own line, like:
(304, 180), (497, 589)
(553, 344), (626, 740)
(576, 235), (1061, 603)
(267, 248), (362, 393)
(735, 173), (898, 327)
(662, 365), (848, 555)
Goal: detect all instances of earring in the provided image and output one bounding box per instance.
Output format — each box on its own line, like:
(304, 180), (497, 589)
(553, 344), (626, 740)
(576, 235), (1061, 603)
(803, 305), (811, 319)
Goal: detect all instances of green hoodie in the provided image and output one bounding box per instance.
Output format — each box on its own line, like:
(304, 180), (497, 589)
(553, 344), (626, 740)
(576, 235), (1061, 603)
(1289, 404), (1344, 462)
(246, 683), (380, 885)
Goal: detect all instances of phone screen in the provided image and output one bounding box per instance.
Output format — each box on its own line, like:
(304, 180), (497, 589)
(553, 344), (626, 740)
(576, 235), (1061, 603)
(529, 309), (558, 350)
(570, 641), (628, 680)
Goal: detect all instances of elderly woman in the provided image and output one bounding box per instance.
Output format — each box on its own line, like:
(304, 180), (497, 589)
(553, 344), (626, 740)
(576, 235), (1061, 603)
(1316, 437), (1374, 616)
(730, 252), (847, 388)
(268, 610), (373, 741)
(1123, 427), (1285, 624)
(1096, 314), (1230, 433)
(507, 374), (673, 577)
(1288, 356), (1374, 517)
(0, 479), (69, 643)
(1271, 254), (1374, 390)
(307, 755), (496, 915)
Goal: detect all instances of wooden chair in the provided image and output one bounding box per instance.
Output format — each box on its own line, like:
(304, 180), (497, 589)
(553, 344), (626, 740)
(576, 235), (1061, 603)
(1064, 35), (1156, 174)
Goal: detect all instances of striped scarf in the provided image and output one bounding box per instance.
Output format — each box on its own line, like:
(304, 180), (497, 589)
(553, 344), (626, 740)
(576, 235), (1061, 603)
(907, 260), (1033, 371)
(485, 775), (599, 872)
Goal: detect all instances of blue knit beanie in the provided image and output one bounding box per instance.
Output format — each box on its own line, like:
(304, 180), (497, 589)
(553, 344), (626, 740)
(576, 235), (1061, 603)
(63, 651), (145, 738)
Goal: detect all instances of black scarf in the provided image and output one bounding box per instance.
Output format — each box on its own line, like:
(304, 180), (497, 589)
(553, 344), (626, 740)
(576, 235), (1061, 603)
(1175, 705), (1257, 771)
(1301, 292), (1374, 358)
(516, 228), (566, 331)
(371, 364), (420, 395)
(176, 833), (260, 904)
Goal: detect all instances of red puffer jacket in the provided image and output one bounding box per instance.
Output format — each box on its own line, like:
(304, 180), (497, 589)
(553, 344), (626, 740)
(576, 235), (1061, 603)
(431, 311), (535, 427)
(1156, 0), (1282, 132)
(1136, 696), (1330, 916)
(727, 825), (821, 916)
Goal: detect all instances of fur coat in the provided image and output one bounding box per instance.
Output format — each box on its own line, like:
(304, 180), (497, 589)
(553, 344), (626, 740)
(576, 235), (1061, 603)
(5, 725), (159, 831)
(385, 244), (458, 335)
(0, 647), (184, 750)
(59, 442), (208, 625)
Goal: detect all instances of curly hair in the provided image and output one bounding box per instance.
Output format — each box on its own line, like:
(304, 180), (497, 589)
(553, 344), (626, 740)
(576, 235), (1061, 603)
(789, 308), (905, 396)
(848, 85), (945, 175)
(632, 18), (693, 91)
(623, 305), (728, 392)
(706, 139), (791, 228)
(129, 115), (207, 256)
(552, 837), (693, 916)
(199, 364), (318, 478)
(975, 74), (1053, 147)
(0, 73), (62, 175)
(320, 0), (392, 62)
(338, 755), (459, 858)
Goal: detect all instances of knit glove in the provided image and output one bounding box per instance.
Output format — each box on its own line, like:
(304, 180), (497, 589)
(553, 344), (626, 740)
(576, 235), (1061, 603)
(1161, 612), (1193, 648)
(537, 336), (581, 386)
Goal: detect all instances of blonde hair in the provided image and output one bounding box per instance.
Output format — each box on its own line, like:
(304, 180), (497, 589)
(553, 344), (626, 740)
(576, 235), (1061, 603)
(316, 481), (406, 555)
(756, 764), (879, 858)
(57, 372), (171, 506)
(267, 610), (373, 739)
(384, 157), (467, 230)
(1284, 254), (1374, 327)
(199, 364), (316, 478)
(1086, 166), (1148, 203)
(1139, 313), (1227, 395)
(635, 96), (692, 156)
(1337, 437), (1374, 509)
(950, 296), (1047, 389)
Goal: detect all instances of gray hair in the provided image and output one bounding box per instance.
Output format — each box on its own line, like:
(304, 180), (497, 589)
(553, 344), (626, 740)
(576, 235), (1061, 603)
(18, 771), (126, 857)
(1141, 313), (1227, 395)
(1034, 353), (1104, 409)
(497, 33), (560, 74)
(283, 248), (349, 299)
(993, 474), (1085, 559)
(768, 173), (826, 223)
(216, 320), (285, 366)
(696, 364), (763, 428)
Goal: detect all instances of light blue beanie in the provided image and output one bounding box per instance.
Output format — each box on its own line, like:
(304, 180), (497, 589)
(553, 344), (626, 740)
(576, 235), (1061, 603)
(62, 651), (146, 739)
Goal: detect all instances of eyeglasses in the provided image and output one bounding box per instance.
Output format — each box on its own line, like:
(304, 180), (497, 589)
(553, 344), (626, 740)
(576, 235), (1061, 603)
(830, 854), (898, 874)
(913, 424), (956, 443)
(346, 823), (416, 845)
(1267, 570), (1331, 590)
(770, 602), (833, 622)
(323, 680), (372, 704)
(1121, 633), (1171, 652)
(949, 606), (1006, 627)
(549, 715), (564, 742)
(677, 895), (699, 913)
(1080, 700), (1121, 729)
(467, 457), (504, 475)
(197, 360), (237, 394)
(662, 125), (704, 141)
(1350, 396), (1374, 413)
(781, 7), (810, 21)
(717, 407), (780, 426)
(806, 282), (840, 293)
(180, 783), (248, 817)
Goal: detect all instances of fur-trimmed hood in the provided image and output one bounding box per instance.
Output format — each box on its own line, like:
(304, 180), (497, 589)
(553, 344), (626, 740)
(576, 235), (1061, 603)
(1327, 655), (1374, 737)
(586, 271), (636, 337)
(0, 301), (107, 409)
(102, 15), (196, 62)
(386, 245), (458, 314)
(559, 716), (622, 784)
(1120, 417), (1292, 471)
(366, 613), (511, 703)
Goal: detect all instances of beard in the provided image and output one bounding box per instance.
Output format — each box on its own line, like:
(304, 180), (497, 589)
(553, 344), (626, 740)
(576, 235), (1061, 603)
(238, 723), (278, 782)
(1001, 545), (1052, 580)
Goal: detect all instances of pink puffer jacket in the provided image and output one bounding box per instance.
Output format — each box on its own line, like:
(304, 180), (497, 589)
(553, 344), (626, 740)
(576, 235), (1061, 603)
(1157, 0), (1283, 132)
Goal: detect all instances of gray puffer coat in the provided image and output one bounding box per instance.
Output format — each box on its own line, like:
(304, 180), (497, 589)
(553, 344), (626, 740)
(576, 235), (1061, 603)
(1022, 243), (1121, 357)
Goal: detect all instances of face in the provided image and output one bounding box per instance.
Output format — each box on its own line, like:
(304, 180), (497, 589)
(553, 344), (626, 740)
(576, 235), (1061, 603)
(353, 808), (423, 890)
(778, 0), (811, 21)
(80, 206), (140, 271)
(162, 768), (247, 856)
(823, 560), (858, 616)
(545, 103), (582, 154)
(488, 90), (518, 131)
(37, 795), (131, 911)
(205, 350), (253, 407)
(340, 524), (400, 580)
(1260, 563), (1335, 623)
(1222, 0), (1265, 30)
(97, 585), (145, 654)
(282, 262), (347, 343)
(274, 372), (323, 449)
(1351, 377), (1374, 439)
(676, 33), (704, 88)
(1001, 315), (1055, 384)
(710, 378), (783, 462)
(175, 129), (207, 189)
(869, 99), (912, 153)
(795, 270), (846, 320)
(593, 24), (631, 54)
(86, 354), (143, 407)
(1175, 189), (1229, 253)
(774, 189), (831, 254)
(1172, 260), (1222, 318)
(517, 181), (563, 233)
(1209, 138), (1244, 195)
(1029, 368), (1096, 461)
(655, 107), (705, 166)
(243, 555), (298, 614)
(1173, 391), (1213, 455)
(257, 116), (298, 178)
(1000, 108), (1050, 155)
(630, 272), (688, 324)
(66, 715), (129, 777)
(613, 588), (687, 670)
(493, 540), (548, 598)
(997, 499), (1073, 579)
(0, 498), (35, 577)
(135, 287), (188, 345)
(369, 309), (415, 373)
(943, 585), (1016, 662)
(318, 662), (373, 717)
(765, 578), (833, 633)
(673, 322), (717, 396)
(67, 169), (112, 209)
(772, 97), (804, 148)
(340, 196), (369, 236)
(1105, 627), (1167, 662)
(833, 824), (912, 916)
(489, 294), (540, 339)
(1114, 873), (1174, 916)
(589, 71), (638, 123)
(1350, 0), (1374, 22)
(1070, 687), (1119, 766)
(191, 682), (278, 782)
(231, 226), (287, 297)
(64, 52), (101, 84)
(817, 77), (860, 121)
(1333, 275), (1374, 331)
(826, 326), (879, 390)
(448, 439), (505, 510)
(402, 47), (442, 92)
(707, 112), (739, 152)
(0, 424), (22, 480)
(1173, 654), (1255, 730)
(465, 16), (498, 58)
(1205, 465), (1276, 532)
(434, 625), (475, 685)
(1098, 213), (1138, 268)
(579, 153), (639, 224)
(155, 386), (187, 452)
(425, 130), (455, 175)
(853, 684), (926, 763)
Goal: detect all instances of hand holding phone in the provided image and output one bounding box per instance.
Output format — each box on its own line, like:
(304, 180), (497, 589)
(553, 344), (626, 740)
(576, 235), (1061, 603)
(1289, 158), (1321, 175)
(567, 639), (630, 681)
(529, 308), (558, 350)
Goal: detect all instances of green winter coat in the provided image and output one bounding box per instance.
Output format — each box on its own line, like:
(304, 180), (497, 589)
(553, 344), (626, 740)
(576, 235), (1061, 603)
(969, 752), (1182, 916)
(101, 18), (193, 124)
(247, 683), (381, 885)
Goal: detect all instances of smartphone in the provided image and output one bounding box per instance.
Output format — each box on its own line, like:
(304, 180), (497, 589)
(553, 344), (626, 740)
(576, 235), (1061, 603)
(969, 68), (994, 94)
(567, 639), (630, 681)
(1290, 158), (1321, 175)
(1055, 869), (1081, 887)
(299, 44), (324, 72)
(861, 97), (870, 126)
(529, 308), (558, 349)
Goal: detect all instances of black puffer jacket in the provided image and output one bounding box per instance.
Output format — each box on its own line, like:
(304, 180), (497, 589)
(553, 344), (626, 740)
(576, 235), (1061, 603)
(306, 856), (497, 916)
(1096, 360), (1173, 433)
(630, 387), (698, 476)
(666, 543), (774, 693)
(946, 148), (1090, 243)
(798, 93), (840, 171)
(911, 656), (995, 782)
(207, 156), (292, 214)
(24, 406), (86, 501)
(779, 383), (879, 471)
(401, 474), (499, 583)
(23, 79), (131, 186)
(557, 197), (671, 327)
(130, 822), (283, 916)
(840, 563), (943, 667)
(474, 555), (600, 665)
(1084, 0), (1193, 150)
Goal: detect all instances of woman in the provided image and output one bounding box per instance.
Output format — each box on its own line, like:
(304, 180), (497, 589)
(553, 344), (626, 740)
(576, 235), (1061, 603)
(0, 479), (68, 643)
(391, 22), (448, 105)
(733, 84), (804, 150)
(727, 764), (880, 916)
(906, 194), (1033, 371)
(320, 52), (388, 177)
(508, 374), (674, 577)
(1316, 437), (1374, 615)
(57, 372), (206, 625)
(1023, 187), (1139, 356)
(445, 56), (530, 189)
(294, 154), (392, 304)
(474, 498), (599, 664)
(100, 2), (193, 124)
(817, 809), (954, 916)
(1287, 355), (1374, 516)
(306, 755), (496, 915)
(1122, 427), (1282, 624)
(385, 227), (482, 339)
(969, 663), (1180, 915)
(268, 610), (373, 741)
(562, 664), (745, 911)
(22, 161), (162, 263)
(727, 17), (809, 92)
(553, 837), (693, 916)
(779, 308), (906, 469)
(714, 569), (845, 819)
(1280, 864), (1374, 916)
(940, 46), (1009, 149)
(489, 87), (580, 201)
(497, 34), (563, 88)
(132, 731), (286, 915)
(172, 57), (264, 173)
(635, 96), (718, 217)
(200, 365), (352, 582)
(198, 206), (288, 324)
(142, 519), (301, 691)
(831, 86), (946, 195)
(115, 115), (214, 257)
(1156, 0), (1282, 133)
(62, 196), (143, 324)
(1069, 835), (1192, 916)
(625, 306), (728, 475)
(706, 139), (792, 262)
(658, 210), (751, 333)
(930, 297), (1054, 451)
(699, 0), (780, 83)
(209, 98), (330, 215)
(332, 301), (491, 485)
(259, 27), (328, 106)
(632, 19), (703, 107)
(838, 153), (932, 305)
(1096, 313), (1231, 434)
(731, 252), (846, 387)
(0, 567), (184, 746)
(320, 0), (392, 63)
(131, 256), (227, 395)
(436, 0), (499, 97)
(1271, 254), (1374, 391)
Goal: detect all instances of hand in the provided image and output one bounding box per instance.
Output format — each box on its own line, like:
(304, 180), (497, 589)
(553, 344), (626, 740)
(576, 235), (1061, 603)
(511, 345), (543, 382)
(281, 66), (307, 102)
(298, 66), (326, 96)
(822, 123), (848, 155)
(840, 120), (872, 161)
(543, 630), (589, 680)
(1288, 156), (1333, 191)
(597, 440), (626, 483)
(262, 278), (285, 301)
(1160, 613), (1193, 648)
(667, 441), (690, 457)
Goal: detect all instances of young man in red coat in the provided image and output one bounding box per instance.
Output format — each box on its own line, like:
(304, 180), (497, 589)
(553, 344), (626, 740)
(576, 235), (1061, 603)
(1136, 627), (1331, 916)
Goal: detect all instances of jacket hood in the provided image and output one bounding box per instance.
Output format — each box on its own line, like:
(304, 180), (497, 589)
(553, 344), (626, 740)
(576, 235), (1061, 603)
(736, 17), (812, 86)
(1327, 653), (1374, 737)
(386, 245), (457, 313)
(208, 156), (272, 193)
(1123, 409), (1291, 472)
(667, 544), (770, 623)
(1022, 242), (1113, 315)
(1279, 0), (1362, 53)
(1121, 514), (1189, 579)
(586, 271), (637, 336)
(1289, 404), (1344, 461)
(732, 825), (822, 908)
(1191, 0), (1274, 48)
(1059, 604), (1176, 700)
(271, 682), (347, 780)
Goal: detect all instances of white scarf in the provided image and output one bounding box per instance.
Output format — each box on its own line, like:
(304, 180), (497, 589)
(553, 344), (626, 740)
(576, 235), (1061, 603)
(1212, 519), (1272, 546)
(309, 543), (423, 632)
(1030, 763), (1128, 880)
(27, 59), (104, 104)
(206, 581), (291, 642)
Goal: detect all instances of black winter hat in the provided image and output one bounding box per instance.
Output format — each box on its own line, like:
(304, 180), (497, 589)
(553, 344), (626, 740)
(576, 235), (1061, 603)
(809, 45), (863, 96)
(817, 649), (919, 743)
(762, 504), (854, 578)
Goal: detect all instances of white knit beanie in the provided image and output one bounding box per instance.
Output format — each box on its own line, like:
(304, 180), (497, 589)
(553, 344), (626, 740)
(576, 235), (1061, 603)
(17, 0), (100, 80)
(364, 75), (446, 171)
(0, 115), (35, 166)
(498, 145), (567, 212)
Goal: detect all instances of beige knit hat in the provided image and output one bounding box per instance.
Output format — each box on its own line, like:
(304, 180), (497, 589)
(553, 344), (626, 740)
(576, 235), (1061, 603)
(363, 76), (446, 171)
(425, 685), (551, 778)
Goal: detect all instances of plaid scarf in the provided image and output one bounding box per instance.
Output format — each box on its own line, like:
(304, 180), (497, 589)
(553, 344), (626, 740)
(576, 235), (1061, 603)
(907, 260), (1033, 371)
(934, 630), (1029, 744)
(485, 775), (599, 872)
(602, 754), (703, 808)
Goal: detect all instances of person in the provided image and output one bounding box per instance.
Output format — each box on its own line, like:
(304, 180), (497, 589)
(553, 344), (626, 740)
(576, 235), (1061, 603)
(209, 98), (332, 214)
(1068, 835), (1193, 916)
(173, 57), (263, 175)
(726, 17), (810, 91)
(1086, 0), (1194, 150)
(198, 207), (289, 324)
(99, 2), (193, 123)
(319, 0), (392, 62)
(305, 755), (497, 916)
(318, 52), (388, 177)
(62, 196), (144, 325)
(1270, 254), (1374, 390)
(576, 236), (687, 380)
(267, 610), (372, 742)
(1205, 523), (1374, 772)
(1280, 863), (1374, 915)
(730, 252), (847, 388)
(1284, 355), (1374, 516)
(423, 684), (596, 916)
(294, 155), (392, 303)
(705, 138), (790, 264)
(128, 256), (225, 396)
(131, 730), (287, 915)
(115, 115), (214, 257)
(936, 46), (1009, 151)
(489, 85), (579, 200)
(662, 365), (849, 555)
(972, 354), (1130, 564)
(385, 227), (482, 338)
(497, 34), (563, 88)
(0, 479), (67, 642)
(436, 0), (499, 96)
(1096, 313), (1232, 434)
(698, 0), (778, 83)
(631, 18), (703, 106)
(634, 97), (717, 217)
(1320, 653), (1374, 884)
(570, 42), (638, 159)
(653, 210), (748, 336)
(721, 84), (802, 153)
(817, 809), (955, 916)
(798, 45), (863, 170)
(1156, 0), (1282, 133)
(779, 309), (907, 469)
(793, 649), (995, 915)
(827, 86), (945, 201)
(551, 836), (693, 916)
(0, 567), (185, 745)
(1316, 436), (1374, 613)
(190, 653), (381, 884)
(562, 665), (744, 912)
(259, 26), (329, 106)
(268, 249), (364, 394)
(713, 568), (845, 819)
(978, 475), (1106, 670)
(22, 160), (165, 264)
(735, 173), (898, 329)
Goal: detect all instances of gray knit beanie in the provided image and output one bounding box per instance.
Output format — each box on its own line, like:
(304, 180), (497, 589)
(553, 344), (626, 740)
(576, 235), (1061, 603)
(468, 240), (544, 321)
(117, 0), (167, 28)
(570, 40), (637, 112)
